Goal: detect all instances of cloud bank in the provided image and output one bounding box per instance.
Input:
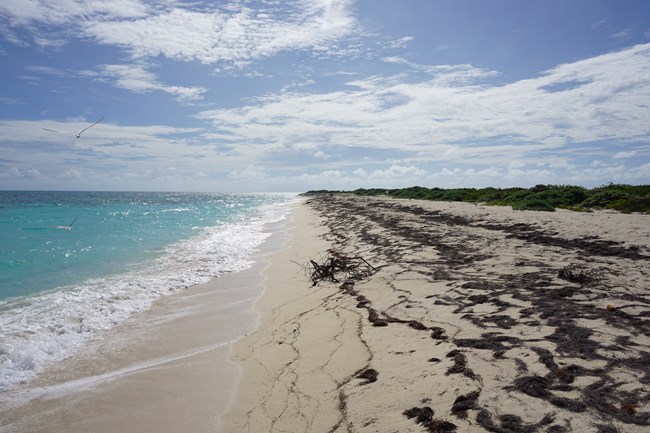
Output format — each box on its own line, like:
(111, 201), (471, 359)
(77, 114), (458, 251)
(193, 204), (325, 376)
(0, 1), (648, 191)
(1, 0), (359, 67)
(197, 43), (650, 160)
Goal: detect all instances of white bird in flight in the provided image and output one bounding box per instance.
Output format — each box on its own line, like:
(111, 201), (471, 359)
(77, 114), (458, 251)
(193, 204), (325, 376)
(55, 217), (77, 231)
(42, 116), (105, 138)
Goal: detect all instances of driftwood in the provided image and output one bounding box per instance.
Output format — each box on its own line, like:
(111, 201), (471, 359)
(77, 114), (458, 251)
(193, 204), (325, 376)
(299, 252), (377, 286)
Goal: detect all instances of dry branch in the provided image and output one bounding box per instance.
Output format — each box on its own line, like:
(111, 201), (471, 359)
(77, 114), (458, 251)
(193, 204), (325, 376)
(302, 252), (377, 286)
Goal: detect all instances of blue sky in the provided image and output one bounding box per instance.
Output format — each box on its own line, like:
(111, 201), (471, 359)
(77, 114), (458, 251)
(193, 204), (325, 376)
(1, 0), (649, 192)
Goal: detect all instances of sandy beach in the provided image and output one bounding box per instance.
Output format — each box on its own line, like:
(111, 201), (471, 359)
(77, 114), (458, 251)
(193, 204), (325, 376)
(1, 194), (648, 433)
(0, 221), (288, 433)
(223, 194), (649, 433)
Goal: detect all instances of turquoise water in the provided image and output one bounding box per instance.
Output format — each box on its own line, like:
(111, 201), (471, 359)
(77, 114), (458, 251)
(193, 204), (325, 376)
(0, 191), (298, 391)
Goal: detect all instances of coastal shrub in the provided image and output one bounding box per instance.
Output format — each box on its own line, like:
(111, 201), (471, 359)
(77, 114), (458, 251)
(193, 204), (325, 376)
(539, 186), (587, 207)
(565, 185), (589, 203)
(443, 188), (478, 202)
(580, 184), (650, 213)
(353, 188), (391, 196)
(328, 183), (650, 213)
(608, 195), (650, 213)
(476, 187), (503, 203)
(390, 186), (431, 200)
(511, 198), (556, 212)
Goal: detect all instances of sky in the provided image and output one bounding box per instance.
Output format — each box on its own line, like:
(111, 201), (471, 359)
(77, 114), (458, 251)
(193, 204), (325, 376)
(0, 0), (649, 192)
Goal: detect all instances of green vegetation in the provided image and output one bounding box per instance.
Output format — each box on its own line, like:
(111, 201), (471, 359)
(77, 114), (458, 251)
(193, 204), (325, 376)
(307, 184), (650, 213)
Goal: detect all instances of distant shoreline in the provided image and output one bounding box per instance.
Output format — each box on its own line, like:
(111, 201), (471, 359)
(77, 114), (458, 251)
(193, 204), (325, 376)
(306, 183), (650, 213)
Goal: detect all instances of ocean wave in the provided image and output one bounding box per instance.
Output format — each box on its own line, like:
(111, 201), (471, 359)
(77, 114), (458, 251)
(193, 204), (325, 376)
(0, 194), (298, 392)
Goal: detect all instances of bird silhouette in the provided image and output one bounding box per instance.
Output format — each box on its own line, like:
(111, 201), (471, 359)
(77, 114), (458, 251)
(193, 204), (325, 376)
(43, 116), (105, 138)
(55, 217), (77, 231)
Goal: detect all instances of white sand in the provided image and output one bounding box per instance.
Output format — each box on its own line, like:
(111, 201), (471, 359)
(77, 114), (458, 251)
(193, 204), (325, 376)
(223, 194), (650, 433)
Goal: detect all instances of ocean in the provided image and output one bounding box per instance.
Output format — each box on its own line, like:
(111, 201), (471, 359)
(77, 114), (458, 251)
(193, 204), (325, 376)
(0, 191), (299, 392)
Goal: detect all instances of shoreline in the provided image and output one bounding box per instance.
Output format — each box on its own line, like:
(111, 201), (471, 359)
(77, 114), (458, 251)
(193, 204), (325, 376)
(2, 194), (647, 432)
(222, 194), (650, 432)
(221, 196), (347, 432)
(0, 206), (294, 433)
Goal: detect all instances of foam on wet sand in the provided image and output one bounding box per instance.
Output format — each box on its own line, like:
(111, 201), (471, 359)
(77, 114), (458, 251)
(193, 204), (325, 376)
(0, 226), (285, 433)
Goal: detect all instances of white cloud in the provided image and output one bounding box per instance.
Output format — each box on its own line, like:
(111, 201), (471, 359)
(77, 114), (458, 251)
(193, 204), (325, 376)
(421, 164), (564, 188)
(21, 62), (206, 103)
(197, 43), (650, 168)
(24, 168), (42, 178)
(612, 150), (637, 159)
(1, 119), (201, 150)
(569, 161), (650, 184)
(506, 166), (553, 180)
(0, 119), (236, 189)
(1, 2), (648, 191)
(388, 36), (413, 49)
(0, 96), (22, 105)
(435, 43), (456, 52)
(592, 20), (607, 29)
(59, 168), (81, 179)
(381, 56), (499, 85)
(368, 164), (426, 178)
(0, 0), (149, 26)
(440, 168), (461, 176)
(313, 150), (330, 159)
(0, 0), (150, 46)
(24, 65), (67, 76)
(464, 167), (502, 177)
(83, 1), (358, 67)
(32, 36), (66, 48)
(96, 64), (207, 102)
(296, 170), (345, 182)
(612, 28), (633, 40)
(1, 1), (359, 66)
(229, 164), (266, 179)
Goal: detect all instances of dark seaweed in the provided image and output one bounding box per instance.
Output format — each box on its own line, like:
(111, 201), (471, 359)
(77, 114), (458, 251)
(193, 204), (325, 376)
(306, 194), (650, 430)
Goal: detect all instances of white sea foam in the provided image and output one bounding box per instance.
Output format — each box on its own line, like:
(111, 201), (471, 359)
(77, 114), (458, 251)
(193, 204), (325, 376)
(3, 339), (238, 409)
(0, 195), (299, 392)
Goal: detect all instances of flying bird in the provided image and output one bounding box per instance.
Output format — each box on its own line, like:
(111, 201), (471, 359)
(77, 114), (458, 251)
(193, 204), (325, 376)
(55, 217), (77, 231)
(42, 116), (105, 138)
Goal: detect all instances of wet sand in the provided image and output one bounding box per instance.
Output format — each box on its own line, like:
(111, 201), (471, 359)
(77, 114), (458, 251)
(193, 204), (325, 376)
(0, 221), (288, 433)
(223, 194), (650, 433)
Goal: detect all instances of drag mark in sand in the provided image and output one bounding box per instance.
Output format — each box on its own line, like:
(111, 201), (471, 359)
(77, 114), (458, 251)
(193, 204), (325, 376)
(306, 194), (649, 433)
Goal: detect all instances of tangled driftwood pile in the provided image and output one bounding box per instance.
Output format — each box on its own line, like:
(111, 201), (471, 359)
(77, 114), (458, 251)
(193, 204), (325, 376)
(304, 252), (377, 286)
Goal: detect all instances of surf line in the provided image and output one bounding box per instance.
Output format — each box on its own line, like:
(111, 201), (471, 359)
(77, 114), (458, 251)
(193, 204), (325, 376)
(4, 339), (237, 406)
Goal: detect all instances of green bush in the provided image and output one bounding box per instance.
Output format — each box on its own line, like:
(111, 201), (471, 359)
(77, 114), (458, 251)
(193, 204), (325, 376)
(511, 198), (556, 212)
(338, 183), (650, 213)
(607, 196), (650, 213)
